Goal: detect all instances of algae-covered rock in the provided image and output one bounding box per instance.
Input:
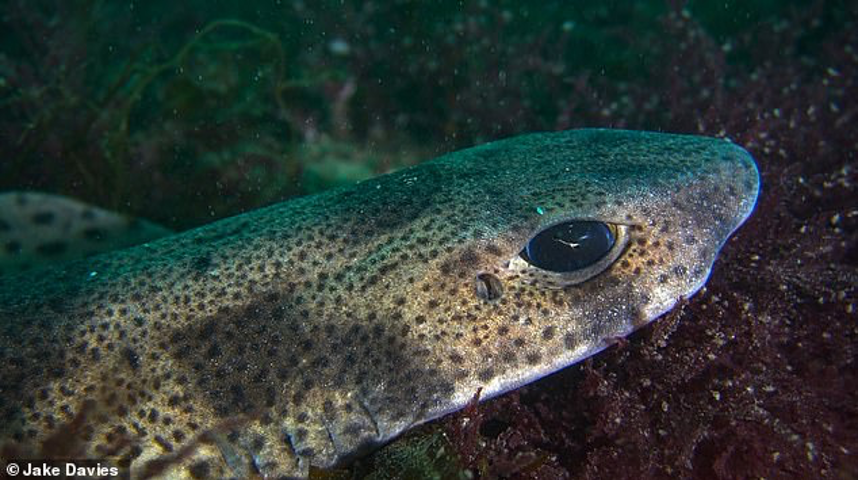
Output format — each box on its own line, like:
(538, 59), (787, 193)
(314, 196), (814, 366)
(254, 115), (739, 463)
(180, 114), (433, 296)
(354, 426), (471, 480)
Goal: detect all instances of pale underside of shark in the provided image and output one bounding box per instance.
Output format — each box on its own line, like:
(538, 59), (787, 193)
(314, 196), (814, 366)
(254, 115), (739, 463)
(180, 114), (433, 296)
(0, 129), (759, 478)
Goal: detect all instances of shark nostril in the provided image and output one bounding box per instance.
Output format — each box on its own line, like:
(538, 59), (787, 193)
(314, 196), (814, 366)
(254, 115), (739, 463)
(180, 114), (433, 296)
(475, 273), (504, 301)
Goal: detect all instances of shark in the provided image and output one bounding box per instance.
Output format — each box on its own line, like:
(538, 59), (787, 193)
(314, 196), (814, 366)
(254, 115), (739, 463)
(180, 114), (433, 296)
(0, 191), (171, 277)
(0, 129), (759, 478)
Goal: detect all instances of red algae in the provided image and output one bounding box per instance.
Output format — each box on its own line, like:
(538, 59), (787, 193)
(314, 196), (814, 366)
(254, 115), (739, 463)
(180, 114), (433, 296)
(440, 3), (857, 479)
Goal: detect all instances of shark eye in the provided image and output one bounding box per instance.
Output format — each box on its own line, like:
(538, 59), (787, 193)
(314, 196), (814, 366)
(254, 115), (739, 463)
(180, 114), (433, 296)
(521, 221), (615, 273)
(511, 220), (629, 287)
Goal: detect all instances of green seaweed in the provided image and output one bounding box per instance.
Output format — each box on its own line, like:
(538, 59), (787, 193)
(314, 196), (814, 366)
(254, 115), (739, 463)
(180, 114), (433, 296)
(353, 426), (470, 480)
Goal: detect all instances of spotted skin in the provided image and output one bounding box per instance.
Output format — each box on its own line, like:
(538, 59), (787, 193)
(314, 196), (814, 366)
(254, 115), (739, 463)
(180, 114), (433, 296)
(0, 129), (759, 478)
(0, 192), (172, 276)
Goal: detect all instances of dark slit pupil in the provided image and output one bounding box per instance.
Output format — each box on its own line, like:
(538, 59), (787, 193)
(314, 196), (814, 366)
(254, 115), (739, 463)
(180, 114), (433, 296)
(521, 221), (614, 273)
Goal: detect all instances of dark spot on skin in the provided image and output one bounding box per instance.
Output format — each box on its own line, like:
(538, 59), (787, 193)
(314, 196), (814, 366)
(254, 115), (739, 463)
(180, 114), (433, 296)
(188, 461), (210, 479)
(564, 333), (577, 350)
(459, 248), (480, 270)
(123, 348), (140, 371)
(154, 435), (174, 452)
(525, 352), (542, 365)
(32, 211), (55, 225)
(251, 435), (265, 451)
(191, 254), (213, 272)
(36, 241), (68, 256)
(439, 259), (454, 276)
(206, 343), (222, 360)
(542, 326), (556, 340)
(501, 350), (516, 364)
(485, 243), (503, 256)
(478, 368), (495, 382)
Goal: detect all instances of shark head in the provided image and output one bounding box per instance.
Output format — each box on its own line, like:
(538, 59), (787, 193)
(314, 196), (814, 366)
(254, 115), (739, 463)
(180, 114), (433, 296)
(408, 129), (760, 404)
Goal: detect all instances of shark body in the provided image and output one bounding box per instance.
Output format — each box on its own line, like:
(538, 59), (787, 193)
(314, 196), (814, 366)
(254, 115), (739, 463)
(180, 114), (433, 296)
(0, 129), (759, 478)
(0, 192), (171, 276)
